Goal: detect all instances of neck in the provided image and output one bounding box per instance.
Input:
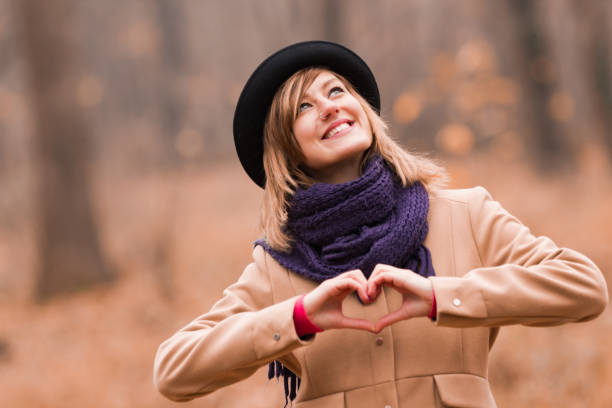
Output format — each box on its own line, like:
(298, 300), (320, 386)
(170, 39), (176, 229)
(310, 156), (363, 184)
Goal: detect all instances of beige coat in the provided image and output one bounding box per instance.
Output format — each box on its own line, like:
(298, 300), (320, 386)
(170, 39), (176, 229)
(154, 187), (608, 407)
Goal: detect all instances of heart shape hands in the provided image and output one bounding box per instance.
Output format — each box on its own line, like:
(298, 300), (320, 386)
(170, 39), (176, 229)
(302, 265), (434, 334)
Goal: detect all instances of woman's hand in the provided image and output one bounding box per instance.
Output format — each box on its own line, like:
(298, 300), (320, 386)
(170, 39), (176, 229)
(367, 264), (433, 333)
(302, 270), (376, 333)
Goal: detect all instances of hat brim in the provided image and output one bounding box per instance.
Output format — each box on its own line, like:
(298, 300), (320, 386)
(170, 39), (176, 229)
(233, 41), (380, 188)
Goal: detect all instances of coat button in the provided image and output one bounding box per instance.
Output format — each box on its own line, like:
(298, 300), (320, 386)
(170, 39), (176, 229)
(453, 298), (462, 307)
(273, 333), (280, 341)
(376, 337), (384, 346)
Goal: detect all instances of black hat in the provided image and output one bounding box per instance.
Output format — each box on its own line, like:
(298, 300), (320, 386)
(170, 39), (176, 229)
(233, 40), (380, 188)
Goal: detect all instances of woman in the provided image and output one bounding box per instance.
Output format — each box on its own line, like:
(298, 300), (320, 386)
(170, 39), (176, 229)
(154, 41), (608, 407)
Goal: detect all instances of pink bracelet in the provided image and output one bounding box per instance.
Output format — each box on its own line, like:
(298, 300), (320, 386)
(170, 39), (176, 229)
(293, 294), (323, 337)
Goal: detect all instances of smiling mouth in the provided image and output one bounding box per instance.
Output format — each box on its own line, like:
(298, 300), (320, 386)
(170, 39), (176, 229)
(322, 121), (354, 140)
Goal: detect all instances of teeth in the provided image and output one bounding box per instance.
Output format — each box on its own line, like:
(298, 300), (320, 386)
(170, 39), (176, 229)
(325, 122), (350, 139)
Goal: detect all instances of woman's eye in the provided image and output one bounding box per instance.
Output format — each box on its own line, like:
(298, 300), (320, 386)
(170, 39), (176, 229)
(329, 86), (344, 97)
(298, 102), (311, 113)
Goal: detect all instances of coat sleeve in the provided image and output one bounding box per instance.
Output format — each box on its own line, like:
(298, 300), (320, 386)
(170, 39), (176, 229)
(429, 186), (608, 327)
(153, 248), (313, 402)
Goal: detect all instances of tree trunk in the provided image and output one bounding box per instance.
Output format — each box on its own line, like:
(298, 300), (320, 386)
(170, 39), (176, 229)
(507, 0), (574, 171)
(154, 0), (186, 165)
(16, 0), (113, 299)
(581, 0), (612, 154)
(324, 0), (342, 43)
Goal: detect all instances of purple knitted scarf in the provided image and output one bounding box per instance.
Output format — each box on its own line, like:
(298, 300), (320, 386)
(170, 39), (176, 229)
(256, 155), (434, 281)
(256, 156), (435, 406)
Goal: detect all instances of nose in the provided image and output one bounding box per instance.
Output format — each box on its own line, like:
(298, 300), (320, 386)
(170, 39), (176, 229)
(318, 99), (339, 120)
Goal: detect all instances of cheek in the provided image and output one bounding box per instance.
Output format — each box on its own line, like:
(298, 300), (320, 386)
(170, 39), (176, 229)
(355, 105), (368, 124)
(359, 113), (373, 139)
(292, 120), (313, 147)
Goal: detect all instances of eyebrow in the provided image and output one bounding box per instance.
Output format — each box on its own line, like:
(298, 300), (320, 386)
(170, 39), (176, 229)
(302, 77), (340, 99)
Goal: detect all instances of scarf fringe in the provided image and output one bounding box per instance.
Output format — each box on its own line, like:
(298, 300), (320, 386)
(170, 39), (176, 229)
(268, 361), (300, 407)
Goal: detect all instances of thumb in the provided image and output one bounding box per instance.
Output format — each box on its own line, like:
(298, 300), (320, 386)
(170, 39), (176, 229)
(337, 316), (376, 333)
(374, 308), (408, 333)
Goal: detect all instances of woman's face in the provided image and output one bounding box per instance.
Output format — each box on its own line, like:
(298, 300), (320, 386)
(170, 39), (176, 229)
(292, 70), (372, 183)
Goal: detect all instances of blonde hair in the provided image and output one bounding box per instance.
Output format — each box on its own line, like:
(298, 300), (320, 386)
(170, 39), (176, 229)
(261, 67), (447, 251)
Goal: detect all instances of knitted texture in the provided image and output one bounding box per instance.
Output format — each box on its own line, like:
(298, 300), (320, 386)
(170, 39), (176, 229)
(255, 156), (435, 281)
(257, 156), (435, 406)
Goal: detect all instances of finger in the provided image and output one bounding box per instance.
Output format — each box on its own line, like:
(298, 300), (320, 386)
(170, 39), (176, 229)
(374, 308), (409, 333)
(348, 276), (371, 303)
(334, 271), (370, 303)
(306, 278), (361, 312)
(338, 317), (376, 333)
(345, 283), (370, 304)
(306, 280), (367, 328)
(367, 270), (397, 298)
(367, 269), (383, 299)
(366, 280), (382, 301)
(367, 264), (397, 297)
(347, 268), (367, 280)
(327, 279), (367, 301)
(366, 281), (382, 301)
(347, 269), (369, 289)
(369, 263), (398, 280)
(354, 284), (371, 304)
(369, 270), (410, 294)
(344, 270), (369, 291)
(374, 271), (434, 302)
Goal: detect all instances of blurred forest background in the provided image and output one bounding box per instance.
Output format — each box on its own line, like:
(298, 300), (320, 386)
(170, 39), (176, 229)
(1, 0), (611, 407)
